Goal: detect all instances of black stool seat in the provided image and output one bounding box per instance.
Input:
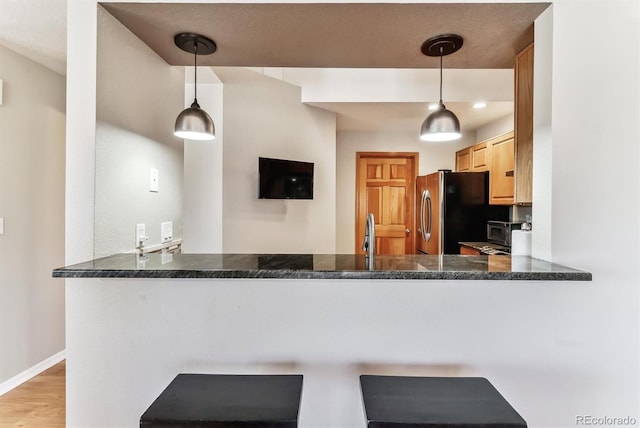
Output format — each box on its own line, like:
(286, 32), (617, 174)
(360, 375), (527, 428)
(141, 374), (303, 427)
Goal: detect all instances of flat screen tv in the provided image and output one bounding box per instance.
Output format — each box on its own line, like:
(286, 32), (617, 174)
(259, 157), (314, 199)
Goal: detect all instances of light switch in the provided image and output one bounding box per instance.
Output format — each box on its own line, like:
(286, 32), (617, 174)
(0, 79), (3, 106)
(0, 218), (4, 235)
(149, 168), (159, 192)
(161, 221), (173, 243)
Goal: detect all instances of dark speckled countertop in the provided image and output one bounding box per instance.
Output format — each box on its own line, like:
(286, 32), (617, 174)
(52, 253), (591, 281)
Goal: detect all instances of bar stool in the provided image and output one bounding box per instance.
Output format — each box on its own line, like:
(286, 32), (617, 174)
(140, 373), (303, 427)
(360, 375), (527, 428)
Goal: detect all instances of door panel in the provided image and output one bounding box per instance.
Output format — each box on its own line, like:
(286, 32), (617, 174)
(366, 187), (382, 221)
(356, 153), (417, 255)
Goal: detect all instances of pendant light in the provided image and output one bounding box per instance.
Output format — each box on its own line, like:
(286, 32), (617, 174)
(174, 33), (217, 141)
(419, 34), (463, 142)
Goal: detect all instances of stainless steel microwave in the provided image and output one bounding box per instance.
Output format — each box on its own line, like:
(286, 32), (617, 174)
(487, 221), (523, 247)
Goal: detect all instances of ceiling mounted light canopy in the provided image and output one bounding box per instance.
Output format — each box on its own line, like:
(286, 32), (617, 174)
(174, 32), (217, 141)
(419, 34), (463, 142)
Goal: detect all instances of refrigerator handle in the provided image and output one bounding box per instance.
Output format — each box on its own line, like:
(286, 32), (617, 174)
(420, 190), (426, 241)
(425, 190), (432, 242)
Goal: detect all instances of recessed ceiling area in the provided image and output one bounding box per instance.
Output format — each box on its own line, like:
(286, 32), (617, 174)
(96, 2), (548, 135)
(101, 2), (549, 69)
(309, 102), (514, 133)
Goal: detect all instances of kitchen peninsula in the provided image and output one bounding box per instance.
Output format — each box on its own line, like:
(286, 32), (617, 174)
(55, 253), (590, 281)
(55, 253), (589, 427)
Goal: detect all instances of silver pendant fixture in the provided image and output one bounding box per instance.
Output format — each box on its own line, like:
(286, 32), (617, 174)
(419, 34), (463, 142)
(174, 33), (217, 141)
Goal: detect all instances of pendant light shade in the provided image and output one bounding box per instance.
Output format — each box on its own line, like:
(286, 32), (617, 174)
(419, 34), (463, 142)
(174, 33), (217, 141)
(419, 102), (461, 142)
(174, 100), (215, 141)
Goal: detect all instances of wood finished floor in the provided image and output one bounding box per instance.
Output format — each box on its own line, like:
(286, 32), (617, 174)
(0, 361), (65, 427)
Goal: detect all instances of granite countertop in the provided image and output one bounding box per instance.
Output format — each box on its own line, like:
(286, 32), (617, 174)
(52, 253), (591, 281)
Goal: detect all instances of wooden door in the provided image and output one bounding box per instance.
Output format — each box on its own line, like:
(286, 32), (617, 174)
(356, 152), (418, 255)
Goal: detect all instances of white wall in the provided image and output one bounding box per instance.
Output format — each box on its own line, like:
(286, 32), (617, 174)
(94, 6), (185, 257)
(475, 113), (514, 143)
(0, 44), (65, 384)
(335, 130), (475, 253)
(547, 2), (639, 421)
(64, 1), (640, 427)
(182, 75), (224, 253)
(216, 68), (337, 253)
(531, 6), (553, 259)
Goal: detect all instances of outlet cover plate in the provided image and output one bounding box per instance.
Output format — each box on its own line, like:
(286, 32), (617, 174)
(161, 222), (173, 243)
(150, 168), (159, 192)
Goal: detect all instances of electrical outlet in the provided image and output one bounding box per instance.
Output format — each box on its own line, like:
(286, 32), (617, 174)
(0, 217), (4, 235)
(150, 168), (159, 192)
(161, 221), (173, 243)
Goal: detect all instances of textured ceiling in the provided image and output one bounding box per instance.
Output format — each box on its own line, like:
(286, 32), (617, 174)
(101, 2), (549, 69)
(0, 0), (67, 75)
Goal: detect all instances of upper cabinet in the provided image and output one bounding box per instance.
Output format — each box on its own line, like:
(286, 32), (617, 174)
(488, 132), (515, 205)
(454, 43), (534, 206)
(471, 142), (489, 172)
(456, 147), (471, 172)
(455, 132), (515, 205)
(455, 142), (489, 173)
(514, 43), (534, 205)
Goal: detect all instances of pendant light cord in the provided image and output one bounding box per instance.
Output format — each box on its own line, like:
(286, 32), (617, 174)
(439, 46), (443, 104)
(193, 42), (198, 104)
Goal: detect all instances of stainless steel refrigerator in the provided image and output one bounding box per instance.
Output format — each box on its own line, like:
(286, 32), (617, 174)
(416, 170), (509, 254)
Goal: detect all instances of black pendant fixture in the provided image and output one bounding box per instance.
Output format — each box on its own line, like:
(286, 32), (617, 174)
(419, 34), (463, 142)
(174, 33), (217, 141)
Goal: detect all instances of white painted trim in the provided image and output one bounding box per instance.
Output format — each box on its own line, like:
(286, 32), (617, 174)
(0, 350), (66, 396)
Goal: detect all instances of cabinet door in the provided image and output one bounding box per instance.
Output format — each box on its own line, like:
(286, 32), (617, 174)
(471, 142), (489, 171)
(460, 245), (481, 255)
(456, 148), (471, 172)
(489, 133), (515, 205)
(515, 43), (534, 205)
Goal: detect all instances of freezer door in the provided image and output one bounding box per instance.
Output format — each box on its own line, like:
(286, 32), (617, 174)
(424, 172), (442, 255)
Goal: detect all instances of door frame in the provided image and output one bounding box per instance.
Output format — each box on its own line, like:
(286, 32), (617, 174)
(355, 152), (419, 254)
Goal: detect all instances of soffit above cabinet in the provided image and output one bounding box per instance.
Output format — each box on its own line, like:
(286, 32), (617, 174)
(100, 2), (550, 69)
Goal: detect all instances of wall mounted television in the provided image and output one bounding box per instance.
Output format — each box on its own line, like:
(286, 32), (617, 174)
(259, 157), (314, 200)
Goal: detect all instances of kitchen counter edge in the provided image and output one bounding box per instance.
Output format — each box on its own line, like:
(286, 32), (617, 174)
(52, 254), (592, 281)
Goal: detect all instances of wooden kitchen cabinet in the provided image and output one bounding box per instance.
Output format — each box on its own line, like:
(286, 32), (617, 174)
(456, 143), (489, 172)
(460, 245), (481, 255)
(514, 43), (534, 205)
(455, 147), (471, 172)
(452, 44), (534, 206)
(488, 131), (515, 205)
(471, 142), (489, 171)
(454, 132), (514, 205)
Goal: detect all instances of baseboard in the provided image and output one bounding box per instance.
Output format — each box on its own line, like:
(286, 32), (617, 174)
(0, 349), (66, 396)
